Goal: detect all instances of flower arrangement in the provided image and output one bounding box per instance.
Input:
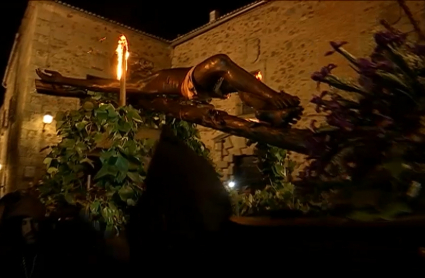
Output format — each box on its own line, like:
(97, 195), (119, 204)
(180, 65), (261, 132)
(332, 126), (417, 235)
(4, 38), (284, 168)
(300, 18), (425, 220)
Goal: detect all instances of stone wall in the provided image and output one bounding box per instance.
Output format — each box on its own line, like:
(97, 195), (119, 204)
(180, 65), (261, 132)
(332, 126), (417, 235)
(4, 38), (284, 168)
(172, 0), (425, 180)
(0, 2), (39, 194)
(0, 1), (171, 192)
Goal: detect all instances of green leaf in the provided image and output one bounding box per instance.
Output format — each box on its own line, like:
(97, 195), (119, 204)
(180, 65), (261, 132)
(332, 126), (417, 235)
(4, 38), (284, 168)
(80, 157), (95, 168)
(60, 139), (76, 148)
(83, 101), (95, 111)
(127, 107), (143, 123)
(122, 140), (137, 155)
(115, 154), (129, 172)
(43, 157), (52, 167)
(64, 192), (75, 205)
(75, 142), (87, 156)
(118, 121), (132, 133)
(127, 171), (143, 183)
(93, 132), (105, 143)
(62, 173), (76, 185)
(47, 167), (58, 174)
(75, 121), (88, 131)
(144, 138), (156, 150)
(94, 165), (117, 180)
(90, 200), (101, 214)
(100, 150), (115, 163)
(106, 106), (118, 118)
(127, 199), (136, 206)
(118, 185), (134, 201)
(55, 111), (65, 121)
(101, 207), (111, 220)
(56, 121), (65, 129)
(94, 109), (108, 122)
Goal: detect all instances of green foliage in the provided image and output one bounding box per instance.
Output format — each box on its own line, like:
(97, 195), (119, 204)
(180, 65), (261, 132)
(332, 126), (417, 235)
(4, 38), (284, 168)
(38, 95), (213, 233)
(256, 142), (297, 184)
(230, 143), (309, 216)
(167, 118), (213, 165)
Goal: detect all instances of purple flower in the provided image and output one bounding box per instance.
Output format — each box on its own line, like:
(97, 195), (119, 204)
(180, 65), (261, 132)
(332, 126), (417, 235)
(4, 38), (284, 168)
(358, 75), (376, 92)
(410, 44), (425, 56)
(374, 30), (407, 47)
(311, 91), (329, 112)
(311, 91), (345, 113)
(355, 58), (393, 77)
(311, 64), (337, 82)
(305, 136), (328, 158)
(326, 113), (354, 131)
(311, 98), (323, 113)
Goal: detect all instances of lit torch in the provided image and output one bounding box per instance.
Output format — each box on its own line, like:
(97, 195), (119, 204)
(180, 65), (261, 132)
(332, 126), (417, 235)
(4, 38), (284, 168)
(116, 35), (129, 106)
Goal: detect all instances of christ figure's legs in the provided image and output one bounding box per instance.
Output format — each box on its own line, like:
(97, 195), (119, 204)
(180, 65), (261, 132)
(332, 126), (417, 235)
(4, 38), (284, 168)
(191, 54), (300, 109)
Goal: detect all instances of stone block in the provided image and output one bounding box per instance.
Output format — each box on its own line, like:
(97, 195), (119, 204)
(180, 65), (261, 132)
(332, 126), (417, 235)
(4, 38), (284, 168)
(217, 161), (229, 169)
(34, 33), (50, 45)
(231, 136), (247, 149)
(223, 155), (233, 162)
(23, 166), (36, 178)
(241, 148), (254, 155)
(24, 129), (39, 140)
(35, 18), (53, 37)
(223, 137), (233, 149)
(227, 166), (234, 175)
(230, 148), (242, 156)
(214, 142), (222, 151)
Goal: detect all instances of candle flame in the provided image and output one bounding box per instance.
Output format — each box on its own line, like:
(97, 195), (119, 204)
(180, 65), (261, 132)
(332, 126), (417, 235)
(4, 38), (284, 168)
(255, 71), (263, 81)
(116, 35), (129, 80)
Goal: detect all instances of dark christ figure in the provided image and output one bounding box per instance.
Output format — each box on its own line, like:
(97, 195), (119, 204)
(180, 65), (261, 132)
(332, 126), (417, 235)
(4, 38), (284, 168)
(36, 54), (301, 126)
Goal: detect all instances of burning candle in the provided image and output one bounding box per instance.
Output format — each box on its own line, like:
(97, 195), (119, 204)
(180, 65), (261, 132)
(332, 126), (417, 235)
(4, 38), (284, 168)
(255, 71), (263, 81)
(116, 35), (129, 106)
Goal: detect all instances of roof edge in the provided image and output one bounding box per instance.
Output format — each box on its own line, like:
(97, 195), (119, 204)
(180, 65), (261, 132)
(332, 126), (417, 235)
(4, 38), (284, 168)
(54, 1), (171, 44)
(48, 1), (268, 48)
(170, 0), (267, 47)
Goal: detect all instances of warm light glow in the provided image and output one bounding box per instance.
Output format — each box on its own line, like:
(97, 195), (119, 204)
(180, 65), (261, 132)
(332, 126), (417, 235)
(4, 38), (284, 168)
(43, 114), (53, 124)
(228, 181), (235, 188)
(247, 118), (260, 123)
(116, 35), (130, 80)
(0, 164), (2, 170)
(255, 71), (263, 81)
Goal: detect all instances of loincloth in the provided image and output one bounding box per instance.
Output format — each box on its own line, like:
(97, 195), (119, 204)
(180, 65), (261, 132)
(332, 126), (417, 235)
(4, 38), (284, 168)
(180, 67), (228, 100)
(181, 67), (197, 100)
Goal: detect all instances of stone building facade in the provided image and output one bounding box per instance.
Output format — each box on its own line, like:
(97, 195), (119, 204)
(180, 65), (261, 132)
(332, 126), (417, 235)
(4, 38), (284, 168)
(1, 0), (424, 193)
(0, 1), (170, 193)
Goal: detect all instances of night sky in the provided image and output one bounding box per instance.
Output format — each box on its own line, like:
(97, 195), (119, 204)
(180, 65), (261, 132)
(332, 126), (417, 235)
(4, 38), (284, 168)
(0, 0), (254, 101)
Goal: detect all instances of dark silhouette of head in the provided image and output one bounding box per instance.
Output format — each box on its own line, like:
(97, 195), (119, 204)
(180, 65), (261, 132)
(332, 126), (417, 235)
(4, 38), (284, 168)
(0, 191), (46, 248)
(127, 125), (231, 259)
